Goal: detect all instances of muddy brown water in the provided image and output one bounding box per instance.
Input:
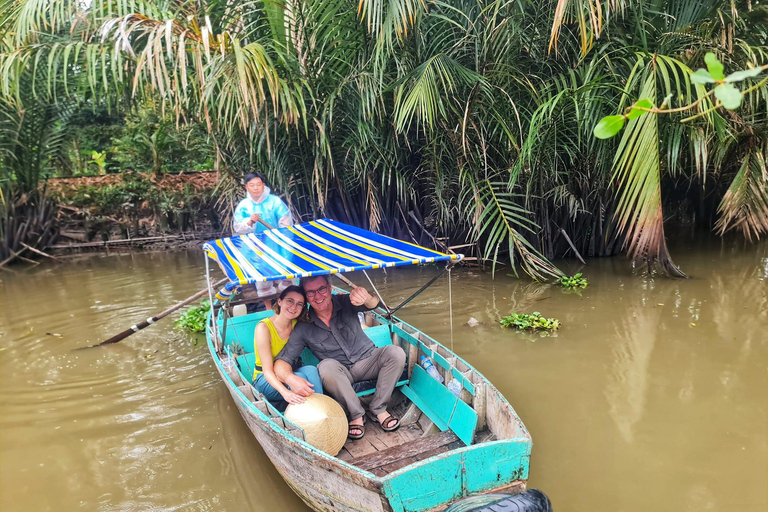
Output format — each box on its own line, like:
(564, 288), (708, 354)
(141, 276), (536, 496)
(1, 237), (766, 512)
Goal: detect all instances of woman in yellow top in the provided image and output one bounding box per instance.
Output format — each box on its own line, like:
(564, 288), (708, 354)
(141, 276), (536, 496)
(253, 285), (323, 404)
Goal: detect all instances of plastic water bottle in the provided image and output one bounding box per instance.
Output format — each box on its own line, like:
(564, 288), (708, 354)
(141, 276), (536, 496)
(447, 378), (462, 397)
(220, 355), (235, 372)
(420, 355), (444, 383)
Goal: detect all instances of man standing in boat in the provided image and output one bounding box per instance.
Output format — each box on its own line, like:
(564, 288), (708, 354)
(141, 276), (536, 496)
(232, 172), (293, 235)
(275, 275), (406, 439)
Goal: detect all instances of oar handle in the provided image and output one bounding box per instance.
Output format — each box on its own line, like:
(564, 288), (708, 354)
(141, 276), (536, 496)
(257, 217), (357, 289)
(80, 277), (229, 349)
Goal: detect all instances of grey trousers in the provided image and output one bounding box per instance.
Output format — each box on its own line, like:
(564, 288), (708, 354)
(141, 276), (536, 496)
(317, 345), (406, 421)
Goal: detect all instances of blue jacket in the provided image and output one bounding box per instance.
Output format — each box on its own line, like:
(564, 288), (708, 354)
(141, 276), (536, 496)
(232, 186), (292, 234)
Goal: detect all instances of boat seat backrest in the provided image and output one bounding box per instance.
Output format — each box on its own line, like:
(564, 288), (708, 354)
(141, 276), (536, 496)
(392, 324), (476, 396)
(218, 309), (275, 353)
(401, 365), (478, 446)
(363, 324), (393, 348)
(236, 353), (256, 382)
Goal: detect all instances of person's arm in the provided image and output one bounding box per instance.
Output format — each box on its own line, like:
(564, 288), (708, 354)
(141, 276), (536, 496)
(255, 323), (305, 404)
(273, 359), (313, 397)
(232, 200), (252, 235)
(275, 328), (315, 396)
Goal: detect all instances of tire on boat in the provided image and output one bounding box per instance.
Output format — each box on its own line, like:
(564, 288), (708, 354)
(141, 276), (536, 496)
(441, 489), (553, 512)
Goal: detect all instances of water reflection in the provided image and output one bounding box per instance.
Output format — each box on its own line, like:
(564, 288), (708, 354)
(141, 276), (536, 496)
(605, 296), (662, 444)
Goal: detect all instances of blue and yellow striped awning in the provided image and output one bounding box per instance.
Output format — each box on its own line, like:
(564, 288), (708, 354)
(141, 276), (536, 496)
(204, 219), (463, 299)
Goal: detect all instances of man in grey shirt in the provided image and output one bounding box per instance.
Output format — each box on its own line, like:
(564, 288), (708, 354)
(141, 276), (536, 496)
(274, 275), (406, 439)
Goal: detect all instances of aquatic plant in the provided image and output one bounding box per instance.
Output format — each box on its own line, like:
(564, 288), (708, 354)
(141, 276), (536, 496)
(557, 273), (588, 290)
(500, 312), (560, 333)
(175, 300), (210, 333)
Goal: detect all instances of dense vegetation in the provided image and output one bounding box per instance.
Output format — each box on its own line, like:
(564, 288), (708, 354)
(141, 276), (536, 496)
(1, 0), (766, 277)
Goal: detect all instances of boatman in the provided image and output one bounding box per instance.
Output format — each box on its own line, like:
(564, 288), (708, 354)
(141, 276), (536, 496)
(232, 171), (295, 307)
(232, 172), (293, 235)
(274, 275), (406, 440)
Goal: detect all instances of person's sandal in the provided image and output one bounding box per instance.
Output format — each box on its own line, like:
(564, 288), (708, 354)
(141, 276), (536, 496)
(348, 422), (365, 440)
(367, 412), (400, 432)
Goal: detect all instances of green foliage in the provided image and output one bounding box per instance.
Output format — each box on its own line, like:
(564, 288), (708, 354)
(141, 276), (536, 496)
(500, 312), (561, 333)
(174, 300), (211, 333)
(111, 99), (213, 176)
(89, 151), (108, 175)
(61, 172), (153, 215)
(594, 116), (625, 139)
(557, 273), (588, 290)
(55, 171), (214, 228)
(595, 54), (766, 139)
(4, 0), (768, 277)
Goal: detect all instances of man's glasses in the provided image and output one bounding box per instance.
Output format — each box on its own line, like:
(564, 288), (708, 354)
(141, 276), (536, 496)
(283, 298), (305, 309)
(305, 285), (330, 299)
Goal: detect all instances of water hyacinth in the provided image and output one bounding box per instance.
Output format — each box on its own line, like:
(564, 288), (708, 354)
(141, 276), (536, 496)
(500, 312), (560, 333)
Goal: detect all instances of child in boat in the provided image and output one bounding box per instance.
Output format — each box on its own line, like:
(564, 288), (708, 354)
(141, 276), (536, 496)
(253, 286), (323, 405)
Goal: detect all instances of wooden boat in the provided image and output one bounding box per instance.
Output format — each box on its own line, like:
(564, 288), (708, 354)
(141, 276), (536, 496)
(203, 220), (533, 512)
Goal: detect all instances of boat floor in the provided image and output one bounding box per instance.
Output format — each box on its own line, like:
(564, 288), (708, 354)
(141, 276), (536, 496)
(337, 420), (494, 477)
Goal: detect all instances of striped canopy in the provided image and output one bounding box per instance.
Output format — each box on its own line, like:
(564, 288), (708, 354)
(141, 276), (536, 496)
(204, 219), (462, 299)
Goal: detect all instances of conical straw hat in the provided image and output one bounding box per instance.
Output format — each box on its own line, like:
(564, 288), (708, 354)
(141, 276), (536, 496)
(284, 394), (348, 456)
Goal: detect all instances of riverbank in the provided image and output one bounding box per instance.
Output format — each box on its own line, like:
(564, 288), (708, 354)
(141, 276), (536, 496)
(46, 171), (228, 253)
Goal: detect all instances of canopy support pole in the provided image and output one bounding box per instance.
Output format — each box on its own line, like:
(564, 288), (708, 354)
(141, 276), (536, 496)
(205, 257), (222, 354)
(386, 264), (451, 319)
(363, 270), (391, 315)
(448, 265), (454, 351)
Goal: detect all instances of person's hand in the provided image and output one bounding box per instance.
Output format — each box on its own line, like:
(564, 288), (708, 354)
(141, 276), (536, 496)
(349, 286), (372, 306)
(248, 213), (261, 226)
(286, 374), (314, 397)
(281, 391), (306, 405)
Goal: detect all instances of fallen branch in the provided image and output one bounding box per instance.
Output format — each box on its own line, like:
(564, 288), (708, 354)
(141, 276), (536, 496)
(11, 249), (39, 265)
(20, 242), (60, 261)
(0, 246), (28, 269)
(560, 228), (586, 265)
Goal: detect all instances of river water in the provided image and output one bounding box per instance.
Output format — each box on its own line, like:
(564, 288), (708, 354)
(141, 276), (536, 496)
(0, 236), (766, 512)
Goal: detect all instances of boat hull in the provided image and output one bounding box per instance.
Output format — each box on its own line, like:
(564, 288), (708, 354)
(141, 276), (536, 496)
(212, 361), (388, 512)
(207, 313), (531, 512)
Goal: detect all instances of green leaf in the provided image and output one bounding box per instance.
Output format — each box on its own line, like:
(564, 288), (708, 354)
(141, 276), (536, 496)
(691, 68), (715, 84)
(593, 115), (625, 139)
(627, 98), (653, 120)
(704, 52), (725, 81)
(714, 83), (743, 109)
(724, 67), (764, 83)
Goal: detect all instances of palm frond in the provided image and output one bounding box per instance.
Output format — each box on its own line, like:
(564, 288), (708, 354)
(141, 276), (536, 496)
(716, 139), (768, 241)
(611, 69), (686, 276)
(464, 179), (561, 281)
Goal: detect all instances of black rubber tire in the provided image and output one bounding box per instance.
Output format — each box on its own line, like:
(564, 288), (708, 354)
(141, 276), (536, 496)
(442, 489), (553, 512)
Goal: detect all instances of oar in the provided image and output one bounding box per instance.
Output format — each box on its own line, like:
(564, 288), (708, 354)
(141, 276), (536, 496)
(80, 277), (228, 349)
(255, 217), (357, 288)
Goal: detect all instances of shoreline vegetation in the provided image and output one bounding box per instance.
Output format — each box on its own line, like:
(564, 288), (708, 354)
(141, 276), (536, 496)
(1, 2), (767, 278)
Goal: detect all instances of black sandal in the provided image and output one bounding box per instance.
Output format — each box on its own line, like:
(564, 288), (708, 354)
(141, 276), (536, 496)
(367, 412), (401, 432)
(348, 422), (365, 440)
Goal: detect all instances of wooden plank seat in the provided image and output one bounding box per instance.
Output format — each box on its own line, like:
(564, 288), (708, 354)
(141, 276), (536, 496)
(347, 430), (462, 475)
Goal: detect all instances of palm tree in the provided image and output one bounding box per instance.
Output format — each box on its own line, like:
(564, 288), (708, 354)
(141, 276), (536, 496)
(1, 0), (766, 277)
